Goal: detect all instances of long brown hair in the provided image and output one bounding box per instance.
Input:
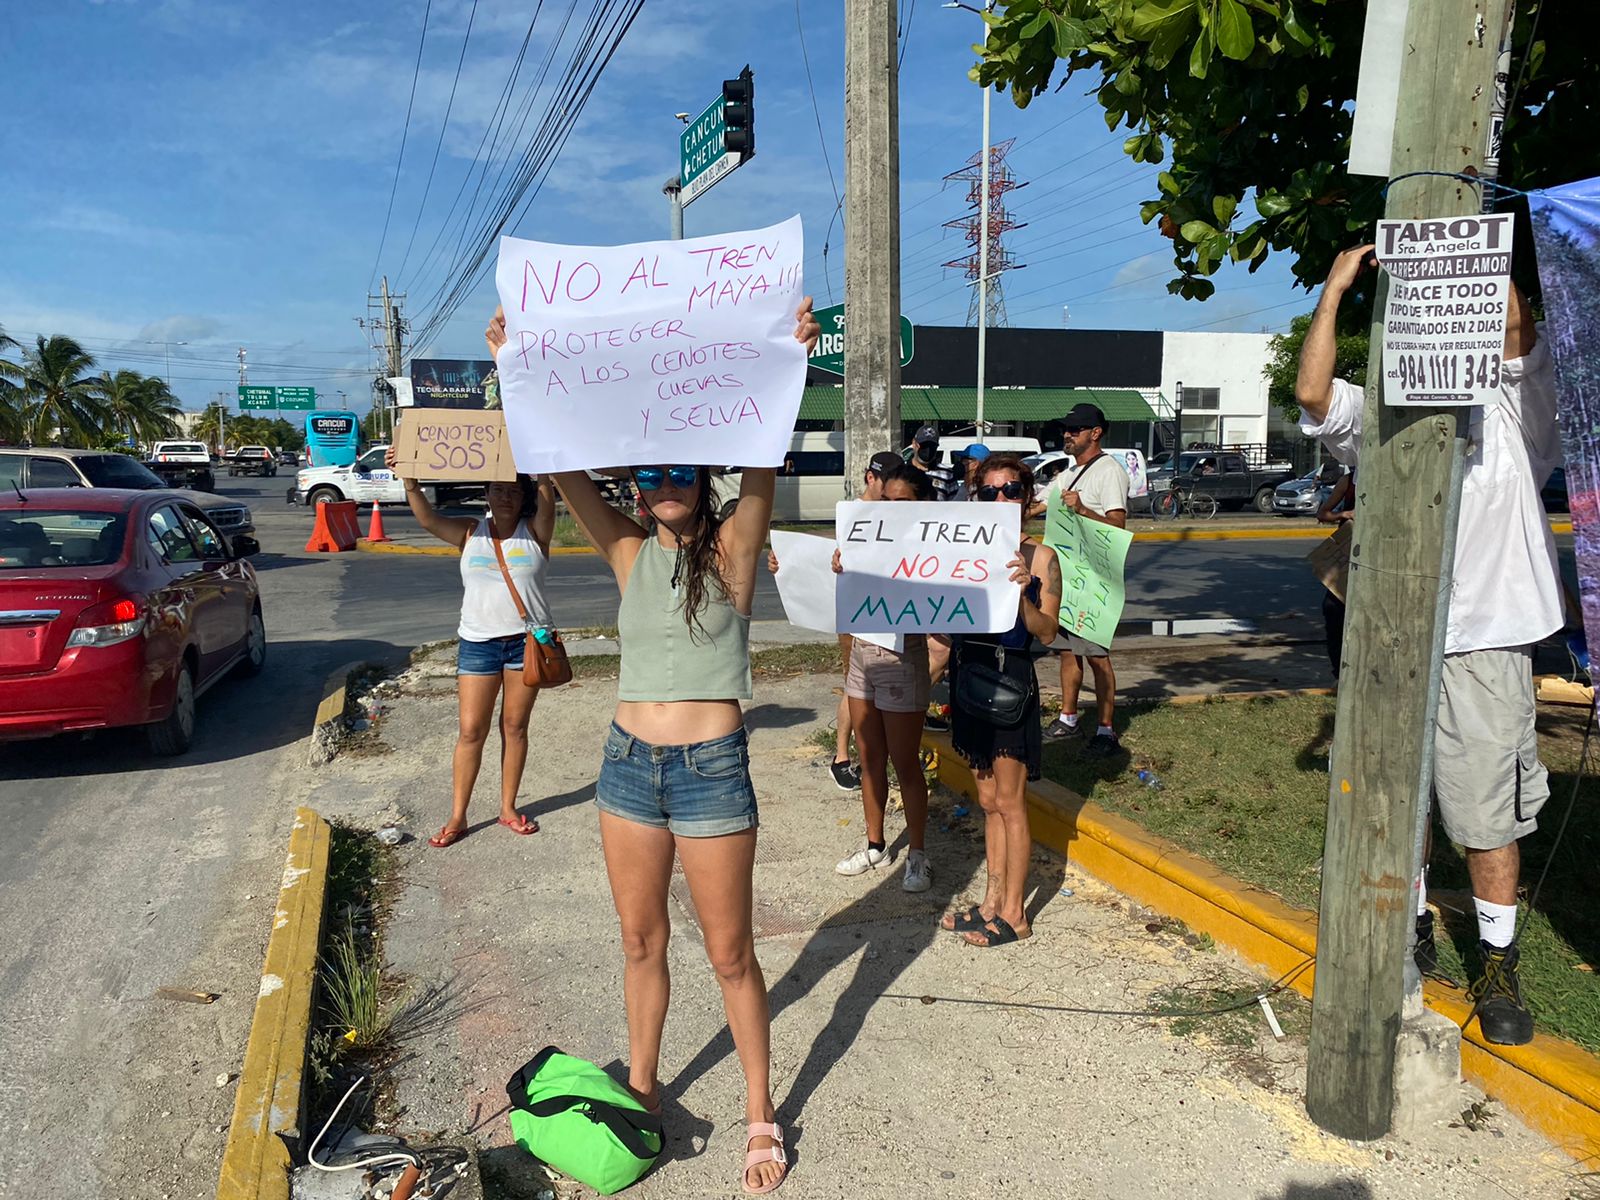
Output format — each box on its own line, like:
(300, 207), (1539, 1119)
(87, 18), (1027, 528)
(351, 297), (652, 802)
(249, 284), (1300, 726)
(636, 467), (730, 640)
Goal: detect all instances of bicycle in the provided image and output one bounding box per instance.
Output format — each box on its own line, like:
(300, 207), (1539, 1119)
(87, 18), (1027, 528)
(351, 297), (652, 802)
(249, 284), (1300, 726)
(1152, 484), (1218, 521)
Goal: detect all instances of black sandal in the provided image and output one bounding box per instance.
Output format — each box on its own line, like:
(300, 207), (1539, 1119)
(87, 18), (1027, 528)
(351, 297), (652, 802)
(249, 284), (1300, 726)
(941, 904), (985, 933)
(964, 917), (1023, 948)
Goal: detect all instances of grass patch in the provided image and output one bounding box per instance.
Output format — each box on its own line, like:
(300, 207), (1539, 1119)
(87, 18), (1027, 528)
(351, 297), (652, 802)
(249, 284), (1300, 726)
(551, 513), (589, 548)
(570, 641), (842, 683)
(307, 823), (406, 1117)
(1042, 693), (1600, 1054)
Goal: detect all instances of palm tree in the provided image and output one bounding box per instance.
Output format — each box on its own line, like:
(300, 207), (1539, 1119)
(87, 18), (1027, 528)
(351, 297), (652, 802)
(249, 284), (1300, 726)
(18, 335), (106, 446)
(0, 325), (23, 444)
(93, 369), (182, 448)
(191, 402), (227, 454)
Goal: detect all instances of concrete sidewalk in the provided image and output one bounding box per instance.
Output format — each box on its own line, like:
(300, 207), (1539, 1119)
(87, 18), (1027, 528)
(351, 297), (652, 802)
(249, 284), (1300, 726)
(302, 649), (1579, 1199)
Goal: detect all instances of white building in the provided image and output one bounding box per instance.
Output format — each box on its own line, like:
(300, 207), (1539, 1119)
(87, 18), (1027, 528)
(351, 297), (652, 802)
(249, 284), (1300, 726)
(1157, 330), (1290, 450)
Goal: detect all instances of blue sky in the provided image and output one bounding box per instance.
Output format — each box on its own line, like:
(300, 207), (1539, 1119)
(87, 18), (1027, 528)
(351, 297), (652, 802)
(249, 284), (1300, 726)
(2, 0), (1312, 414)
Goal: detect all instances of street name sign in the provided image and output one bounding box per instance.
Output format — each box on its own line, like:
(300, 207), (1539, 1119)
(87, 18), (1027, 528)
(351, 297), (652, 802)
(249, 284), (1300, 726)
(806, 303), (915, 376)
(680, 94), (738, 207)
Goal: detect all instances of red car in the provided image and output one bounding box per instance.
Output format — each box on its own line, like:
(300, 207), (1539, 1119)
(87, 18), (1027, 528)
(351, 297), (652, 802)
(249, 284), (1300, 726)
(0, 489), (265, 754)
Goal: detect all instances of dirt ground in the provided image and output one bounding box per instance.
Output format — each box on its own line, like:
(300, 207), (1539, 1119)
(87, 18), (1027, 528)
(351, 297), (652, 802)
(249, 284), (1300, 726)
(298, 645), (1586, 1199)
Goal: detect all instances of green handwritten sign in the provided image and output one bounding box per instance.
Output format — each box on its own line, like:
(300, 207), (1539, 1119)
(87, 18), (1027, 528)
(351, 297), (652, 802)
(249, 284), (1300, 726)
(1045, 491), (1133, 646)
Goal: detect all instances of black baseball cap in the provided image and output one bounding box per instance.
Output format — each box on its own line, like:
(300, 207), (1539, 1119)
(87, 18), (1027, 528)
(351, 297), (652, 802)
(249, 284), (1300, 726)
(1061, 402), (1108, 433)
(912, 424), (939, 445)
(867, 450), (903, 477)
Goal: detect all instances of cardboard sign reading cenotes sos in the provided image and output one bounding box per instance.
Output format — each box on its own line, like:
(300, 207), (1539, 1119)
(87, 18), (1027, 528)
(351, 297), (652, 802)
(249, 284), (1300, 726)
(392, 410), (517, 481)
(834, 501), (1022, 635)
(493, 216), (807, 473)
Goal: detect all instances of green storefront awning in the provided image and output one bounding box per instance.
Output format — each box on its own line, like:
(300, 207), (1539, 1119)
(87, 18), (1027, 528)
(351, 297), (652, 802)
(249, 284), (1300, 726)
(796, 386), (1157, 423)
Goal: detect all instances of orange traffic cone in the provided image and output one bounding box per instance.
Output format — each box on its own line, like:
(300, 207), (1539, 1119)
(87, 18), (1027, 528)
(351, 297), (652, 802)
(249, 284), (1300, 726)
(366, 502), (391, 543)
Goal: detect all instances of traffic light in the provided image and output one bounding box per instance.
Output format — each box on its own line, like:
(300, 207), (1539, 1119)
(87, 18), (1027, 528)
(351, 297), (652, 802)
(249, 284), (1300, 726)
(722, 65), (754, 162)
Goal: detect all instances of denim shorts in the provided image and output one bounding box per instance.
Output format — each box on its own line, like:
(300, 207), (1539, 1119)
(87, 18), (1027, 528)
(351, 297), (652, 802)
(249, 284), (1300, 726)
(457, 634), (525, 676)
(596, 723), (758, 838)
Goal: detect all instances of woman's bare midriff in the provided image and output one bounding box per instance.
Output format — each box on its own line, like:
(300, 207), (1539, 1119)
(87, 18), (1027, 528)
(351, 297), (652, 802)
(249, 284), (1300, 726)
(613, 698), (744, 746)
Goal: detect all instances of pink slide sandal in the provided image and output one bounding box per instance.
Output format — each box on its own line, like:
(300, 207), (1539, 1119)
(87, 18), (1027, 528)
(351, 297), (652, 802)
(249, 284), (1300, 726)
(742, 1121), (788, 1194)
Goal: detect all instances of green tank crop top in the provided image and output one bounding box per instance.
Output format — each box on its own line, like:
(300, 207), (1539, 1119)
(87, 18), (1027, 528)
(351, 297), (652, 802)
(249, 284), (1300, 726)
(617, 536), (752, 701)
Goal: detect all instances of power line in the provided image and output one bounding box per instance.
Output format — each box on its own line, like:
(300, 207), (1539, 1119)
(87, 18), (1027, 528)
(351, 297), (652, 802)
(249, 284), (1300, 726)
(369, 0), (434, 293)
(399, 2), (550, 295)
(407, 1), (647, 354)
(395, 0), (480, 286)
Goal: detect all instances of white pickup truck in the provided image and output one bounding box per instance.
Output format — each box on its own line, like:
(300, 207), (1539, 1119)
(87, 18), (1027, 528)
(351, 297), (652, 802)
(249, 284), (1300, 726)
(288, 444), (476, 508)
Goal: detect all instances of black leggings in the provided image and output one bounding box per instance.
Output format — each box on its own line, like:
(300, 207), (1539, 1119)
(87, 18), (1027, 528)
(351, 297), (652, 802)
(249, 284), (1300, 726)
(1323, 589), (1346, 678)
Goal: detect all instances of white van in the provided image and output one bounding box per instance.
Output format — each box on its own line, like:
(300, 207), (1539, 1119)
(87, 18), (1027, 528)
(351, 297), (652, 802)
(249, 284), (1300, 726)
(715, 431), (852, 523)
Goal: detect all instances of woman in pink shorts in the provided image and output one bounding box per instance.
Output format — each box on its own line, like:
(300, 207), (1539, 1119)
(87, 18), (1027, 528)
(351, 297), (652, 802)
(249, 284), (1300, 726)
(831, 464), (935, 892)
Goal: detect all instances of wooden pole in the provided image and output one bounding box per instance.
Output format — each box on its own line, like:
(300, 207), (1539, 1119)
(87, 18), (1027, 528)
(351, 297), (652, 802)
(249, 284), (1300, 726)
(1305, 0), (1512, 1140)
(842, 0), (901, 483)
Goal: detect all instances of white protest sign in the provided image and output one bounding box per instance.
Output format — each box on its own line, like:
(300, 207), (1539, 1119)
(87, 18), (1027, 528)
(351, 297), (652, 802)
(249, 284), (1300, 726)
(1376, 213), (1514, 407)
(493, 216), (806, 473)
(770, 530), (900, 652)
(834, 501), (1021, 635)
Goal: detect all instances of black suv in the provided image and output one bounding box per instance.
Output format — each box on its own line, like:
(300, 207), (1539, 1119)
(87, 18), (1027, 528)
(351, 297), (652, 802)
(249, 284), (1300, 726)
(0, 449), (254, 538)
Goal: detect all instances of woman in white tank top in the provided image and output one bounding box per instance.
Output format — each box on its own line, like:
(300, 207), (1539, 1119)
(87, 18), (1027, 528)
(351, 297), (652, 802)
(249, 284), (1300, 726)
(386, 445), (554, 848)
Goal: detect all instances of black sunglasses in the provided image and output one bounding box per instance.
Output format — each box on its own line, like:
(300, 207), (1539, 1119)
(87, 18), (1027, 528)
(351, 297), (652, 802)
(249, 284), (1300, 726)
(1061, 425), (1088, 435)
(634, 465), (698, 491)
(976, 480), (1027, 501)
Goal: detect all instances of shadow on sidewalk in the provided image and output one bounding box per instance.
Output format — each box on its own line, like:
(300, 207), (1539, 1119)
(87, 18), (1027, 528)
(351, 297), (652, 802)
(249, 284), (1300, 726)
(667, 811), (1067, 1135)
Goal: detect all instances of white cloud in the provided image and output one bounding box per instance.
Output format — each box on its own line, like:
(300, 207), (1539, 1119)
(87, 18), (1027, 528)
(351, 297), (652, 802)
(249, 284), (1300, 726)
(136, 315), (224, 342)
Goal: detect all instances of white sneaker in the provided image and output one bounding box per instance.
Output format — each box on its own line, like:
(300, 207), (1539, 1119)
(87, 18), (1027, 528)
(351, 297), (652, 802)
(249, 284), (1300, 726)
(902, 849), (932, 893)
(835, 845), (890, 876)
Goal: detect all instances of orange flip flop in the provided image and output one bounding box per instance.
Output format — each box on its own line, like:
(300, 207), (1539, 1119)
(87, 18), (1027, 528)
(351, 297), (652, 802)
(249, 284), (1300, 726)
(428, 825), (467, 848)
(498, 814), (539, 835)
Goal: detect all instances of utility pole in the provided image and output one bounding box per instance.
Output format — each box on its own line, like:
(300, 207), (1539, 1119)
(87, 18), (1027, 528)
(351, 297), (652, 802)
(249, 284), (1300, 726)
(842, 0), (901, 486)
(975, 2), (991, 434)
(664, 177), (684, 240)
(380, 276), (405, 439)
(1304, 0), (1511, 1141)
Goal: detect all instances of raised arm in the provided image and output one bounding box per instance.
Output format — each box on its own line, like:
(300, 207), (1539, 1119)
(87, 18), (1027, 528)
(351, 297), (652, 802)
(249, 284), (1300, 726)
(386, 445), (475, 549)
(721, 295), (821, 567)
(551, 470), (647, 577)
(530, 474), (557, 549)
(1020, 542), (1063, 640)
(1295, 244), (1374, 425)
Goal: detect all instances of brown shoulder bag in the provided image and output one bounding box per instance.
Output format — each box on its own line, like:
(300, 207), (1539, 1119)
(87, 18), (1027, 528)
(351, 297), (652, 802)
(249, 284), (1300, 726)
(490, 531), (572, 688)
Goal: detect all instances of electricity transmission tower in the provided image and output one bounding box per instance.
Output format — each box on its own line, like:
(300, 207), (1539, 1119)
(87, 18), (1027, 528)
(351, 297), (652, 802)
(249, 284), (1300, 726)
(942, 138), (1025, 328)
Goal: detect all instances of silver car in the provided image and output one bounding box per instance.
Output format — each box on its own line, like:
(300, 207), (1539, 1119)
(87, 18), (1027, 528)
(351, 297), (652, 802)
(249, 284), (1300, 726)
(1272, 469), (1337, 516)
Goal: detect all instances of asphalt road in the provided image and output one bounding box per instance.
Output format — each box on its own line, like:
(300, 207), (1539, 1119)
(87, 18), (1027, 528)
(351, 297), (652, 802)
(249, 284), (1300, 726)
(0, 475), (1573, 1195)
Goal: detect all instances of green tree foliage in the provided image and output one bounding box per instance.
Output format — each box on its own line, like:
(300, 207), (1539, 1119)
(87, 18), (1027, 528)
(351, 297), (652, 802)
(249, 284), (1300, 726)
(15, 335), (108, 446)
(972, 0), (1597, 300)
(93, 369), (182, 446)
(0, 326), (23, 443)
(1264, 311), (1370, 421)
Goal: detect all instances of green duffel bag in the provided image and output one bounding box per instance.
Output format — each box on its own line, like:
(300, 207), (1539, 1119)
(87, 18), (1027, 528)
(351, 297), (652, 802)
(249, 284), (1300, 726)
(505, 1047), (663, 1195)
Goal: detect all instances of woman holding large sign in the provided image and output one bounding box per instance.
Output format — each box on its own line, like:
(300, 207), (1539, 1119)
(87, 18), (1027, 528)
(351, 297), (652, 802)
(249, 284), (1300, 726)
(488, 299), (818, 1194)
(943, 454), (1062, 948)
(385, 446), (555, 846)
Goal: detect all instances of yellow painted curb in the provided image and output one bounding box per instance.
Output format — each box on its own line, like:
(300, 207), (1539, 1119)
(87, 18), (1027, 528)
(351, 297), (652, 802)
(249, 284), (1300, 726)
(356, 538), (594, 556)
(924, 730), (1600, 1163)
(1129, 519), (1571, 544)
(1133, 525), (1328, 543)
(216, 807), (331, 1200)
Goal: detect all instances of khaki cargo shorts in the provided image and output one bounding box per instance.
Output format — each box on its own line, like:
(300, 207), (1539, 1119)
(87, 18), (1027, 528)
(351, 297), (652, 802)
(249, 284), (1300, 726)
(1433, 645), (1549, 851)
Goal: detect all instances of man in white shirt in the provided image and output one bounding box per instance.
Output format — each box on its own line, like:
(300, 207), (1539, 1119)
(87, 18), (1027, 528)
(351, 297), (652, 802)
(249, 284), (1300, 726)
(1295, 244), (1561, 1046)
(1040, 403), (1131, 757)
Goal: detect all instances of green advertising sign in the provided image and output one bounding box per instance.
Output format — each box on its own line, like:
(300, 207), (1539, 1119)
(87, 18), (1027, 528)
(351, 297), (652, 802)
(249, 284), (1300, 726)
(680, 93), (738, 207)
(237, 385), (316, 411)
(806, 303), (914, 377)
